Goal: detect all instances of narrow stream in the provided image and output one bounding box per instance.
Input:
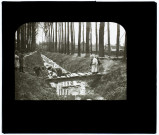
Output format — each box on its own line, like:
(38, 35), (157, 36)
(41, 54), (105, 100)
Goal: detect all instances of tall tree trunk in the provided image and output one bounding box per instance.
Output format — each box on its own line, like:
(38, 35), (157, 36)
(62, 22), (63, 53)
(21, 25), (25, 52)
(123, 32), (127, 61)
(96, 22), (98, 54)
(99, 22), (104, 57)
(116, 24), (120, 58)
(86, 22), (90, 57)
(90, 24), (92, 54)
(26, 23), (29, 52)
(29, 23), (32, 51)
(83, 22), (85, 53)
(71, 22), (74, 55)
(31, 23), (36, 51)
(73, 23), (75, 53)
(50, 23), (53, 52)
(65, 22), (67, 54)
(67, 22), (69, 55)
(55, 22), (57, 52)
(52, 23), (54, 52)
(15, 31), (17, 50)
(78, 22), (81, 57)
(107, 22), (111, 56)
(24, 24), (26, 51)
(59, 23), (61, 53)
(48, 24), (51, 51)
(17, 27), (21, 51)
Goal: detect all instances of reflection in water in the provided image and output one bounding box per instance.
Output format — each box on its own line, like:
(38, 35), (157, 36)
(50, 80), (99, 100)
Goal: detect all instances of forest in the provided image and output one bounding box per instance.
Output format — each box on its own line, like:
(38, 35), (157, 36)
(15, 22), (127, 59)
(15, 22), (127, 100)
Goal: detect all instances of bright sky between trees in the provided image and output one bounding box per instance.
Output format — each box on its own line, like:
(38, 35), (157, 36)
(36, 22), (126, 46)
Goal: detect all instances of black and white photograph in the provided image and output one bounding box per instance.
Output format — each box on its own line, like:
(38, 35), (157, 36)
(2, 1), (156, 133)
(15, 22), (127, 100)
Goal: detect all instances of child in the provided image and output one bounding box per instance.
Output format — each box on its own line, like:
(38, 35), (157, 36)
(15, 50), (20, 71)
(91, 55), (98, 74)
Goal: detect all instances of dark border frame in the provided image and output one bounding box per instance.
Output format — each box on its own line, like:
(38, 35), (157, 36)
(2, 2), (157, 133)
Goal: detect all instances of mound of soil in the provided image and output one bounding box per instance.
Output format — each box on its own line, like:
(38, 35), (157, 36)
(24, 51), (44, 75)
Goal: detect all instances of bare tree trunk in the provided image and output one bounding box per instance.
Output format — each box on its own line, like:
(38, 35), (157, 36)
(50, 23), (53, 52)
(48, 23), (51, 51)
(78, 22), (81, 57)
(65, 22), (67, 54)
(116, 24), (120, 58)
(17, 27), (21, 51)
(52, 23), (54, 52)
(26, 23), (28, 51)
(21, 25), (25, 52)
(67, 22), (69, 55)
(99, 22), (104, 57)
(86, 22), (90, 57)
(123, 32), (127, 61)
(28, 23), (32, 52)
(59, 23), (61, 53)
(83, 22), (84, 53)
(55, 22), (57, 52)
(31, 22), (36, 51)
(90, 24), (92, 54)
(62, 22), (63, 53)
(96, 22), (98, 54)
(73, 23), (75, 53)
(71, 22), (74, 55)
(24, 24), (27, 52)
(14, 31), (17, 50)
(107, 22), (111, 56)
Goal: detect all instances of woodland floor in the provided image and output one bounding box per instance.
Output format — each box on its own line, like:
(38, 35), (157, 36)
(15, 51), (127, 100)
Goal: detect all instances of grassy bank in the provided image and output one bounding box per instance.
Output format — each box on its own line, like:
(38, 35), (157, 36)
(42, 52), (127, 100)
(15, 52), (58, 100)
(15, 51), (126, 100)
(88, 63), (127, 100)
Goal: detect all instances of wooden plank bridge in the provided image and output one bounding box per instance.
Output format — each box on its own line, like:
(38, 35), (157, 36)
(45, 72), (106, 83)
